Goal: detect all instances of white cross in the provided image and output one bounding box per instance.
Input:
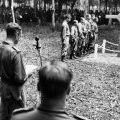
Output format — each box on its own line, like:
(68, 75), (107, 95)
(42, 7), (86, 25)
(106, 13), (120, 22)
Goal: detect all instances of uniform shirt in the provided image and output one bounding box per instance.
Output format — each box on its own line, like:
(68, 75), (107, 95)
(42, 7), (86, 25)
(61, 20), (70, 40)
(0, 41), (26, 87)
(91, 21), (98, 34)
(84, 20), (91, 32)
(77, 23), (85, 37)
(11, 107), (89, 120)
(71, 25), (79, 40)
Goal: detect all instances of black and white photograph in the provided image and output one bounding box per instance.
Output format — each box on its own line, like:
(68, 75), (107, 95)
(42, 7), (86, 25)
(0, 0), (120, 120)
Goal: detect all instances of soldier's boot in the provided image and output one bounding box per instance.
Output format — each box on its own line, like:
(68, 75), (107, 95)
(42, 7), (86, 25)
(61, 55), (65, 61)
(73, 55), (78, 59)
(70, 53), (73, 59)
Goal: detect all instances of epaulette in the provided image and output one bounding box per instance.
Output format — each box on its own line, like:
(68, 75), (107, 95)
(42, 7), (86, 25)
(12, 46), (21, 53)
(12, 107), (34, 115)
(72, 113), (90, 120)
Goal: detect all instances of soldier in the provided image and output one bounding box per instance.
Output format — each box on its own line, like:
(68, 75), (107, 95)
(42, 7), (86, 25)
(85, 14), (93, 53)
(11, 60), (89, 120)
(89, 16), (98, 53)
(70, 20), (79, 59)
(77, 18), (86, 56)
(61, 14), (71, 61)
(0, 22), (26, 120)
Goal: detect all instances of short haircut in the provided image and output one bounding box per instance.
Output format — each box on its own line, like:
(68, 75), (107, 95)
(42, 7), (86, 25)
(38, 60), (73, 98)
(6, 22), (21, 38)
(64, 14), (71, 20)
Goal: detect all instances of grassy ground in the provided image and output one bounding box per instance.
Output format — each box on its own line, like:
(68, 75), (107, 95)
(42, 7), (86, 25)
(1, 24), (120, 120)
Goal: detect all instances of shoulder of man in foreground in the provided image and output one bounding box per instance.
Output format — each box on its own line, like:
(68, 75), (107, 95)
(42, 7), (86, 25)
(11, 107), (34, 120)
(11, 108), (90, 120)
(72, 113), (90, 120)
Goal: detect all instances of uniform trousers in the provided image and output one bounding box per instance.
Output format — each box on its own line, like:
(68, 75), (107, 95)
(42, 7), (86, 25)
(61, 36), (70, 57)
(1, 82), (25, 120)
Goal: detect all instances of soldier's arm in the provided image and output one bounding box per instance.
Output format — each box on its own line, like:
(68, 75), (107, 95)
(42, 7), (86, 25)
(13, 52), (26, 87)
(71, 26), (74, 37)
(95, 24), (98, 33)
(62, 25), (67, 39)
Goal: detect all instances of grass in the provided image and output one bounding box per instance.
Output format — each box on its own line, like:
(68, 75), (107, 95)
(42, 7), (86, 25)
(1, 24), (120, 120)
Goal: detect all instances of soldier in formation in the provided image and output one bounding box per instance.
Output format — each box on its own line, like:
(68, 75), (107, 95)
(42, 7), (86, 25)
(61, 13), (98, 60)
(61, 14), (71, 61)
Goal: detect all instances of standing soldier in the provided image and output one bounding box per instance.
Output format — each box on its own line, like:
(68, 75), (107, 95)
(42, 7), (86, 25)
(76, 18), (85, 57)
(0, 22), (26, 120)
(85, 14), (92, 53)
(70, 20), (79, 59)
(89, 15), (98, 53)
(61, 14), (71, 61)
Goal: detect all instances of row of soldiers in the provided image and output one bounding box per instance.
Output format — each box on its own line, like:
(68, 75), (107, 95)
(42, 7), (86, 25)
(61, 14), (98, 61)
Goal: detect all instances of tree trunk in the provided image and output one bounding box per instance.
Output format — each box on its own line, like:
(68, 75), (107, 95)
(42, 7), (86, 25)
(52, 0), (55, 31)
(71, 0), (77, 10)
(34, 0), (38, 17)
(84, 0), (89, 17)
(58, 0), (63, 17)
(10, 0), (15, 23)
(105, 0), (108, 13)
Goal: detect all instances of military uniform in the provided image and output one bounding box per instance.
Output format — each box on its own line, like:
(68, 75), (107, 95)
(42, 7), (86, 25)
(79, 18), (90, 55)
(77, 22), (85, 56)
(84, 19), (92, 53)
(88, 20), (98, 52)
(0, 41), (26, 120)
(70, 22), (79, 59)
(61, 20), (70, 60)
(11, 106), (89, 120)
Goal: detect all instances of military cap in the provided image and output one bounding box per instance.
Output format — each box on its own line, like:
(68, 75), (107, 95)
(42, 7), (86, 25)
(73, 20), (78, 24)
(64, 14), (71, 19)
(6, 22), (21, 31)
(86, 14), (91, 20)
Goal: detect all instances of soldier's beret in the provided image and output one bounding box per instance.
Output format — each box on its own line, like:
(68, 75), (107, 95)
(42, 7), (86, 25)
(6, 22), (21, 31)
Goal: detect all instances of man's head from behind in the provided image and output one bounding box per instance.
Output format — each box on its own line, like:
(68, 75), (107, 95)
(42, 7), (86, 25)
(64, 14), (71, 22)
(38, 60), (73, 99)
(6, 22), (22, 44)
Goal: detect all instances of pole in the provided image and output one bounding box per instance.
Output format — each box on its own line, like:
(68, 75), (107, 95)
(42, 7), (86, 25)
(117, 36), (120, 57)
(52, 0), (55, 31)
(11, 0), (15, 23)
(35, 37), (42, 67)
(102, 39), (106, 54)
(94, 44), (98, 58)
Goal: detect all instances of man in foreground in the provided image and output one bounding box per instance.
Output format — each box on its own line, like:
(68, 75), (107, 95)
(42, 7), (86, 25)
(11, 60), (89, 120)
(0, 22), (26, 120)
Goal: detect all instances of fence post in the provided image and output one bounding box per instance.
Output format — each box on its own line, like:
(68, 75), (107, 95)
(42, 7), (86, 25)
(94, 44), (98, 58)
(117, 36), (120, 57)
(102, 39), (106, 54)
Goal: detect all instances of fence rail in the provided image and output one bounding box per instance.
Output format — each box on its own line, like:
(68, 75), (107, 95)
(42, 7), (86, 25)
(94, 39), (120, 58)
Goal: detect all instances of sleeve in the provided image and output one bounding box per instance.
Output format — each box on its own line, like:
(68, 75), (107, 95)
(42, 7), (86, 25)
(0, 48), (2, 76)
(62, 25), (67, 40)
(13, 52), (26, 87)
(71, 26), (74, 37)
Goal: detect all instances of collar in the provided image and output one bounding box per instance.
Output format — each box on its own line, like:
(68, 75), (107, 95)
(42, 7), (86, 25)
(2, 40), (14, 46)
(37, 106), (66, 114)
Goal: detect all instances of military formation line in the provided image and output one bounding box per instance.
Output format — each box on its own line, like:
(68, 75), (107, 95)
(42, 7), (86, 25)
(61, 13), (98, 61)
